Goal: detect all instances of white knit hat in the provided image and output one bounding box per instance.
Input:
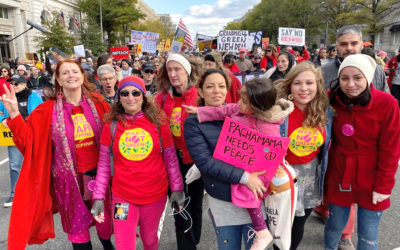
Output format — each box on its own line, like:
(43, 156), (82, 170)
(338, 54), (376, 85)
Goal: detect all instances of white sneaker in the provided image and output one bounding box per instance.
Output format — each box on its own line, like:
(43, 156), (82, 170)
(3, 197), (13, 208)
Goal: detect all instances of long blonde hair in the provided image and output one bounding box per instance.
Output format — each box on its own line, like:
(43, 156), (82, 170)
(275, 61), (329, 129)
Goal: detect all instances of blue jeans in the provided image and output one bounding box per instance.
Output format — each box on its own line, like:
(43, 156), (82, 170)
(208, 209), (256, 250)
(8, 146), (23, 197)
(325, 203), (383, 250)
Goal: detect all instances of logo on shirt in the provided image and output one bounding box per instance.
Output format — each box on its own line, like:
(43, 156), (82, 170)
(170, 107), (182, 137)
(72, 113), (94, 141)
(119, 128), (153, 161)
(288, 127), (323, 156)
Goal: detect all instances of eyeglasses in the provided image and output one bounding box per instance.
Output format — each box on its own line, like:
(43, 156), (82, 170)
(134, 60), (139, 62)
(266, 50), (272, 52)
(144, 69), (154, 74)
(119, 90), (142, 97)
(254, 57), (261, 60)
(331, 49), (336, 52)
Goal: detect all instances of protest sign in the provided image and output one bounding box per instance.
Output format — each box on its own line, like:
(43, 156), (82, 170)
(217, 30), (253, 52)
(197, 33), (215, 41)
(214, 117), (290, 182)
(171, 40), (182, 53)
(278, 27), (305, 46)
(198, 40), (213, 51)
(250, 31), (263, 46)
(110, 47), (130, 59)
(0, 124), (14, 146)
(130, 30), (159, 53)
(131, 30), (143, 44)
(165, 39), (171, 51)
(74, 45), (85, 58)
(137, 44), (142, 54)
(262, 38), (270, 49)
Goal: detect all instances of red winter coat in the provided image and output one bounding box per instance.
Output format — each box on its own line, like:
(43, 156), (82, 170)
(154, 86), (198, 164)
(225, 72), (241, 103)
(7, 94), (109, 249)
(260, 56), (277, 71)
(387, 55), (399, 89)
(326, 85), (400, 211)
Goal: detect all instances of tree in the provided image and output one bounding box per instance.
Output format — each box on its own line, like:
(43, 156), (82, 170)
(80, 17), (106, 56)
(337, 0), (400, 42)
(133, 19), (175, 40)
(225, 21), (243, 30)
(35, 11), (77, 55)
(79, 0), (145, 47)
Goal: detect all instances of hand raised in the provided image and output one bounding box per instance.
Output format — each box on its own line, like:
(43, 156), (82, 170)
(0, 84), (19, 119)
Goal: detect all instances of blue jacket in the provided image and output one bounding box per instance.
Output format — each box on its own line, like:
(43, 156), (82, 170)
(184, 114), (244, 202)
(0, 91), (43, 121)
(279, 107), (333, 197)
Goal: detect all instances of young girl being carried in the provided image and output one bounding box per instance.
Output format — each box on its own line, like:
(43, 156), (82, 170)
(184, 78), (294, 250)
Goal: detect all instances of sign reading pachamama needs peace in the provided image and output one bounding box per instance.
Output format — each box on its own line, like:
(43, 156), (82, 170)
(213, 117), (290, 182)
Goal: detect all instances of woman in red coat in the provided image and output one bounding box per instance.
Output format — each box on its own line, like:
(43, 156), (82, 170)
(325, 54), (400, 250)
(260, 44), (277, 72)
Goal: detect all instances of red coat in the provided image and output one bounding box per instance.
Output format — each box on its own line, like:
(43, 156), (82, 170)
(154, 87), (198, 164)
(225, 72), (241, 103)
(387, 55), (399, 89)
(7, 94), (109, 249)
(326, 86), (400, 211)
(260, 56), (277, 71)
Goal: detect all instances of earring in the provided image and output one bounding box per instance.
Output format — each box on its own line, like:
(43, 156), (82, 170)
(288, 94), (293, 100)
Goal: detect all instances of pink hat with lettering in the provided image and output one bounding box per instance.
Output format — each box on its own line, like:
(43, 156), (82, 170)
(239, 47), (247, 53)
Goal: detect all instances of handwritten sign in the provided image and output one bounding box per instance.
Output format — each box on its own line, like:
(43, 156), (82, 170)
(278, 27), (305, 46)
(217, 30), (253, 52)
(214, 117), (290, 182)
(0, 123), (14, 146)
(110, 47), (129, 60)
(130, 30), (159, 53)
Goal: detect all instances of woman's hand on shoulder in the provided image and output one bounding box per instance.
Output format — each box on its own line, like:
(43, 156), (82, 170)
(182, 105), (198, 114)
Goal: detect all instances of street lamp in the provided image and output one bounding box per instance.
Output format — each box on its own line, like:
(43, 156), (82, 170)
(100, 0), (104, 43)
(321, 1), (328, 46)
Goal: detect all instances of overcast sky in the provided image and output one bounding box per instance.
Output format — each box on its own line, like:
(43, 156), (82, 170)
(144, 0), (261, 38)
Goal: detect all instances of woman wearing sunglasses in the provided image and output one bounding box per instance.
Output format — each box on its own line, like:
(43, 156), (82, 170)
(260, 44), (278, 72)
(0, 75), (42, 208)
(3, 59), (114, 250)
(0, 66), (11, 87)
(91, 76), (184, 249)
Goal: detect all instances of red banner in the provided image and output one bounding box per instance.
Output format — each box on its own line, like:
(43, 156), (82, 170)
(110, 46), (129, 59)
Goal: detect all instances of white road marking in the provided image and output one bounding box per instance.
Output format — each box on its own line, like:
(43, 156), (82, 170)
(0, 158), (9, 165)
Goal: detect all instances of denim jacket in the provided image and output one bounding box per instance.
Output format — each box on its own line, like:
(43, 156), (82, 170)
(279, 106), (333, 197)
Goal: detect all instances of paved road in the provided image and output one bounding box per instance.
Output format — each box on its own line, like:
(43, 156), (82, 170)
(0, 147), (399, 250)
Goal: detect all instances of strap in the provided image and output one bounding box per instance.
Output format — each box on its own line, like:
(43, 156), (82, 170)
(109, 120), (117, 176)
(157, 123), (163, 152)
(161, 92), (167, 109)
(282, 162), (296, 228)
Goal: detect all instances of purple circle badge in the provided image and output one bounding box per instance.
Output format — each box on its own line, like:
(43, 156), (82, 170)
(88, 180), (96, 191)
(342, 124), (354, 136)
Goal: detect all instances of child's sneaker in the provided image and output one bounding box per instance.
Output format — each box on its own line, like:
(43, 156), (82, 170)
(250, 228), (273, 250)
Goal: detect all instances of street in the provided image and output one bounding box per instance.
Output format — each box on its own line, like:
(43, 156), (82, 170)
(0, 146), (399, 250)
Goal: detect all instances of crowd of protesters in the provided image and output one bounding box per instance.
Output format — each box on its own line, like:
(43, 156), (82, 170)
(1, 24), (400, 250)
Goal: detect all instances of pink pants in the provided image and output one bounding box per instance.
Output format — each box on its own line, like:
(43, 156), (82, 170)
(67, 191), (113, 243)
(319, 197), (355, 239)
(112, 192), (167, 250)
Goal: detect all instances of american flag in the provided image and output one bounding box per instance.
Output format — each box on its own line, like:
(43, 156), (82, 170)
(176, 19), (193, 48)
(58, 11), (65, 26)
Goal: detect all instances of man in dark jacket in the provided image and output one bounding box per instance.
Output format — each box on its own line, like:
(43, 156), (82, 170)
(321, 25), (389, 93)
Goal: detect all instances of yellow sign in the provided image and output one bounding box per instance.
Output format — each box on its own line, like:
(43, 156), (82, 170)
(137, 43), (142, 54)
(165, 39), (171, 51)
(119, 128), (153, 161)
(0, 123), (15, 146)
(288, 127), (323, 156)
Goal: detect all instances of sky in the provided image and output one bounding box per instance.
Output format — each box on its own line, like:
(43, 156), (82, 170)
(143, 0), (261, 39)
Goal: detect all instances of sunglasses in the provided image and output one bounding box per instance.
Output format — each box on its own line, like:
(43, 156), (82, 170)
(134, 60), (139, 62)
(119, 90), (142, 97)
(266, 50), (272, 52)
(1, 70), (8, 73)
(10, 82), (22, 86)
(144, 69), (154, 74)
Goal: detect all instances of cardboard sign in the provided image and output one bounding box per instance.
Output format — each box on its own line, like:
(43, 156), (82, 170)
(217, 30), (253, 52)
(110, 47), (130, 59)
(198, 40), (213, 51)
(278, 27), (305, 46)
(214, 117), (290, 182)
(262, 38), (270, 49)
(0, 123), (14, 146)
(74, 45), (85, 58)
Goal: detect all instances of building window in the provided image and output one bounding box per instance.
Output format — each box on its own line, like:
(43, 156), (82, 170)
(394, 31), (400, 44)
(0, 7), (9, 19)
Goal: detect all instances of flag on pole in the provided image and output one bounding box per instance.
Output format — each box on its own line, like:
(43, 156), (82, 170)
(58, 11), (65, 26)
(176, 19), (193, 49)
(74, 17), (80, 30)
